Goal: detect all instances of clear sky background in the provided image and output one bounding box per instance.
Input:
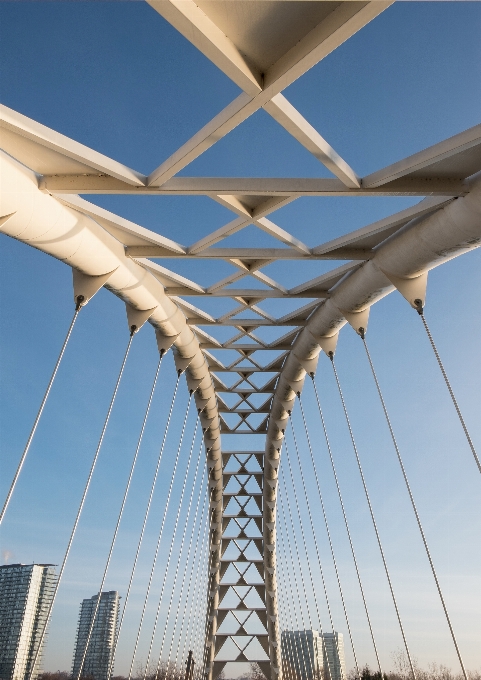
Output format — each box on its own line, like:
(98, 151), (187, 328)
(0, 0), (480, 675)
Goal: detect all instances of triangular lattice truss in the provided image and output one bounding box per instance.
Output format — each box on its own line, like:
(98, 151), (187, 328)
(2, 1), (480, 439)
(1, 3), (481, 679)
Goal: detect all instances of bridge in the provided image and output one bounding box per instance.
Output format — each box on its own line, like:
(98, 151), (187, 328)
(0, 2), (480, 680)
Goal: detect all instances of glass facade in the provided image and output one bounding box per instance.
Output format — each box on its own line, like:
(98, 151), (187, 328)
(0, 563), (57, 680)
(71, 591), (119, 680)
(281, 629), (345, 680)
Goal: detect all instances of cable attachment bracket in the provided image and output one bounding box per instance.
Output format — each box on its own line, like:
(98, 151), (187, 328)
(75, 294), (85, 311)
(414, 298), (424, 316)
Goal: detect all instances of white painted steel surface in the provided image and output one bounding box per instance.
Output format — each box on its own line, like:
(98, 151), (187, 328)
(1, 2), (480, 678)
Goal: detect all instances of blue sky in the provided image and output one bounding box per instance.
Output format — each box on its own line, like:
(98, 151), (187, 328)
(0, 1), (480, 675)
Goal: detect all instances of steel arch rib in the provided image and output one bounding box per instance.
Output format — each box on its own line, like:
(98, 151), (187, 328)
(0, 0), (480, 673)
(0, 142), (481, 678)
(0, 152), (225, 671)
(2, 140), (481, 678)
(264, 173), (481, 674)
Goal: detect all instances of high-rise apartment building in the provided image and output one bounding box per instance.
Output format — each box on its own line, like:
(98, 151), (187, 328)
(281, 629), (324, 680)
(281, 629), (346, 680)
(0, 563), (57, 680)
(321, 633), (346, 680)
(71, 591), (120, 680)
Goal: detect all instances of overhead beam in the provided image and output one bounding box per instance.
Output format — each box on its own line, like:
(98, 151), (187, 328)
(43, 174), (467, 195)
(166, 288), (330, 299)
(312, 196), (454, 254)
(216, 387), (274, 396)
(130, 246), (369, 260)
(363, 122), (481, 188)
(132, 258), (205, 292)
(264, 94), (360, 188)
(262, 2), (393, 94)
(188, 216), (251, 254)
(187, 319), (306, 327)
(146, 0), (263, 96)
(58, 194), (186, 253)
(146, 1), (392, 185)
(0, 104), (146, 186)
(212, 366), (278, 372)
(146, 93), (260, 187)
(201, 343), (294, 351)
(255, 216), (311, 254)
(288, 261), (360, 295)
(218, 407), (271, 415)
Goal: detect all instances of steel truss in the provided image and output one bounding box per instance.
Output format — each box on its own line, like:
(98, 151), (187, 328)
(1, 3), (480, 679)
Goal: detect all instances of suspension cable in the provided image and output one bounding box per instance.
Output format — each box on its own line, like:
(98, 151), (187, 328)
(311, 375), (383, 675)
(288, 419), (339, 680)
(298, 394), (359, 678)
(278, 580), (299, 680)
(416, 308), (481, 475)
(166, 437), (206, 667)
(176, 476), (209, 668)
(186, 486), (209, 677)
(30, 329), (134, 679)
(284, 440), (328, 680)
(174, 462), (209, 669)
(276, 513), (303, 680)
(285, 436), (334, 680)
(199, 481), (218, 680)
(143, 415), (199, 678)
(277, 489), (314, 680)
(74, 352), (164, 680)
(0, 299), (83, 526)
(278, 602), (292, 680)
(185, 483), (209, 660)
(278, 478), (316, 680)
(129, 389), (194, 680)
(330, 354), (416, 679)
(361, 333), (468, 680)
(109, 371), (181, 678)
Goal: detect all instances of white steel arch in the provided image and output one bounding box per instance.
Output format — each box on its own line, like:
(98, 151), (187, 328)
(1, 2), (480, 679)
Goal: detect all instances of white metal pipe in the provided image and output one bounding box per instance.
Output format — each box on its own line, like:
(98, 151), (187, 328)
(263, 173), (481, 664)
(0, 148), (223, 533)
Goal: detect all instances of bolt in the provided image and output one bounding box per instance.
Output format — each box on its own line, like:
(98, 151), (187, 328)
(414, 298), (424, 315)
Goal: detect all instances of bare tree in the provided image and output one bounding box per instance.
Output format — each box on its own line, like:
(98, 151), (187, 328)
(37, 673), (70, 680)
(344, 652), (481, 680)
